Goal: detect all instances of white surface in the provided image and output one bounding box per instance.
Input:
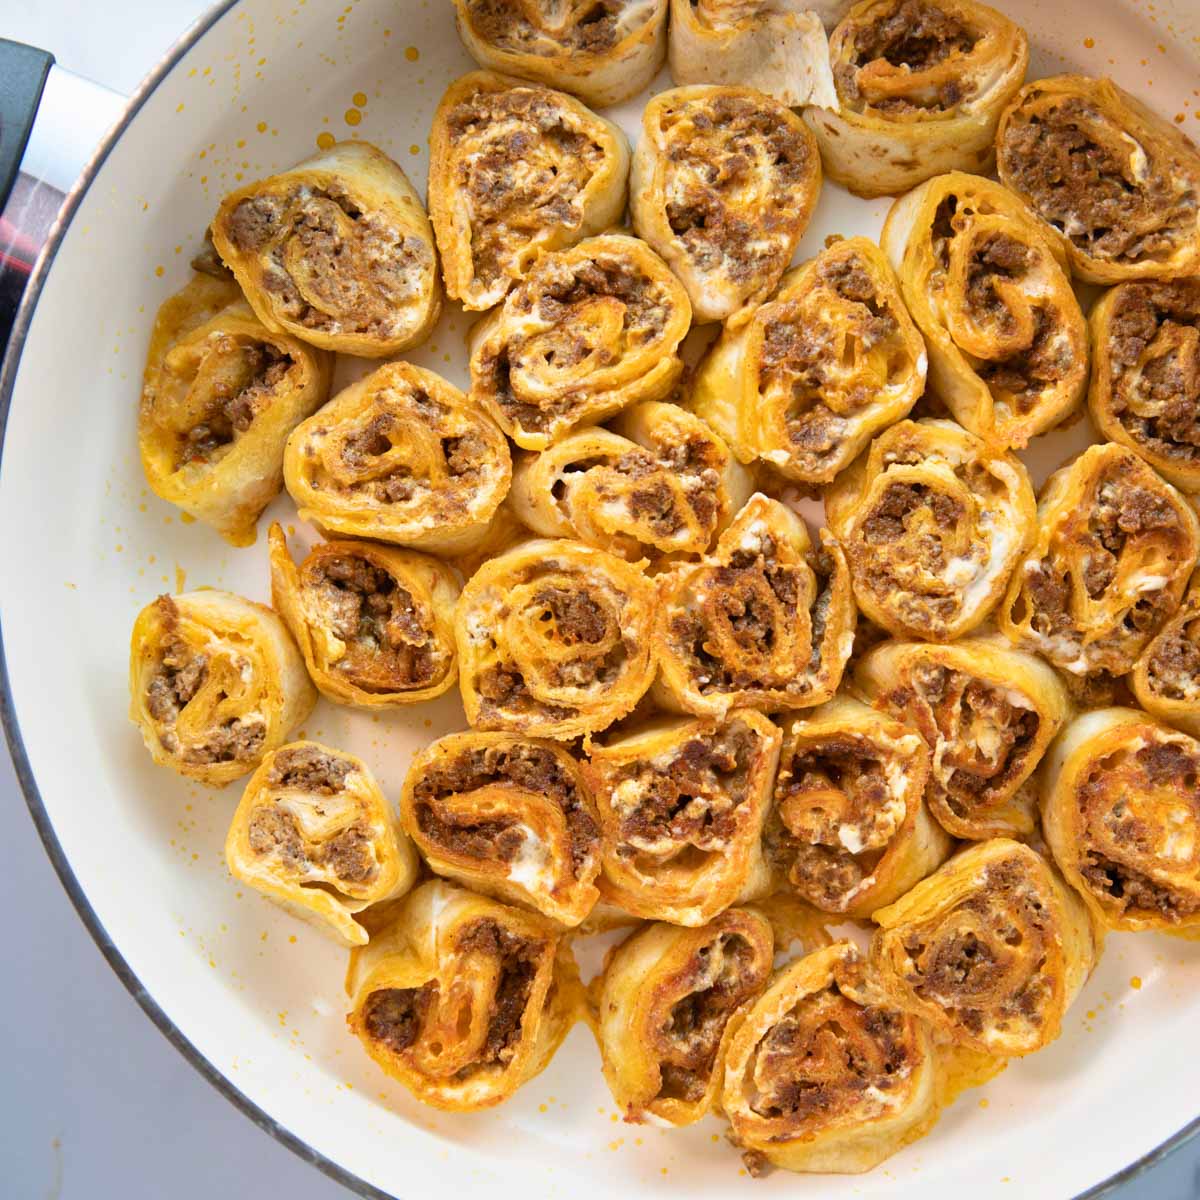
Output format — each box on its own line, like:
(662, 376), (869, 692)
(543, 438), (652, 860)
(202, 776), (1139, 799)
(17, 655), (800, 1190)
(2, 10), (334, 1200)
(1, 1), (1199, 1198)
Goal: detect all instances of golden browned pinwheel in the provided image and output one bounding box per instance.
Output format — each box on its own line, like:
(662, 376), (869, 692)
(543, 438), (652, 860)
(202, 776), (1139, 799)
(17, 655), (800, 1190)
(450, 0), (668, 108)
(870, 839), (1101, 1057)
(1041, 708), (1200, 936)
(654, 494), (856, 717)
(803, 0), (1028, 198)
(765, 695), (952, 917)
(997, 443), (1200, 682)
(629, 85), (821, 324)
(596, 908), (776, 1125)
(997, 75), (1200, 283)
(211, 141), (441, 357)
(468, 233), (692, 450)
(1132, 573), (1200, 737)
(721, 941), (943, 1174)
(139, 274), (332, 546)
(225, 742), (419, 946)
(1088, 278), (1200, 494)
(455, 538), (657, 739)
(584, 709), (781, 925)
(667, 0), (838, 105)
(346, 880), (576, 1109)
(268, 524), (460, 708)
(854, 635), (1071, 839)
(509, 401), (753, 564)
(825, 418), (1036, 641)
(399, 731), (600, 927)
(428, 71), (630, 311)
(128, 591), (316, 787)
(881, 172), (1088, 450)
(283, 361), (512, 558)
(690, 236), (927, 484)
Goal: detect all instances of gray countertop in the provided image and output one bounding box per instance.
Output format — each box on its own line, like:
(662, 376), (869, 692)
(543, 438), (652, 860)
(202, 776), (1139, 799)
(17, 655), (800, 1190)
(1, 3), (1197, 1196)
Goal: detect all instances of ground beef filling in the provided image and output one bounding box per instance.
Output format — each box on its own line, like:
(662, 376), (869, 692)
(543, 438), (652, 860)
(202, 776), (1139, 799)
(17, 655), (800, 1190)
(776, 739), (894, 907)
(145, 604), (266, 765)
(362, 982), (437, 1055)
(248, 805), (378, 885)
(669, 534), (823, 694)
(965, 232), (1031, 322)
(488, 582), (628, 695)
(464, 0), (621, 54)
(758, 255), (900, 469)
(929, 195), (960, 267)
(1020, 560), (1075, 650)
(959, 233), (1070, 411)
(324, 832), (377, 887)
(475, 662), (538, 716)
(1022, 464), (1184, 658)
(412, 743), (598, 873)
(228, 183), (430, 335)
(1104, 282), (1200, 462)
(1083, 473), (1179, 609)
(190, 227), (232, 279)
(178, 339), (292, 468)
(306, 552), (444, 690)
(448, 88), (604, 289)
(912, 665), (1039, 819)
(858, 480), (967, 623)
(626, 474), (693, 540)
(1076, 746), (1200, 920)
(330, 388), (482, 514)
(486, 258), (668, 433)
(1079, 854), (1200, 920)
(611, 726), (754, 856)
(904, 861), (1049, 1034)
(552, 436), (723, 553)
(145, 634), (207, 726)
(861, 481), (962, 547)
(454, 919), (544, 1069)
(592, 440), (723, 545)
(837, 0), (979, 112)
(977, 309), (1068, 412)
(660, 95), (813, 287)
(269, 745), (353, 792)
(1145, 614), (1200, 701)
(538, 260), (663, 331)
(537, 585), (609, 647)
(749, 986), (909, 1123)
(248, 748), (378, 887)
(999, 98), (1199, 265)
(654, 933), (763, 1102)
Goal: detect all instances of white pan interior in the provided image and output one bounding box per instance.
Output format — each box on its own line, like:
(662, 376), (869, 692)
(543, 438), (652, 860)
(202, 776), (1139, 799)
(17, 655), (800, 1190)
(2, 0), (1200, 1196)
